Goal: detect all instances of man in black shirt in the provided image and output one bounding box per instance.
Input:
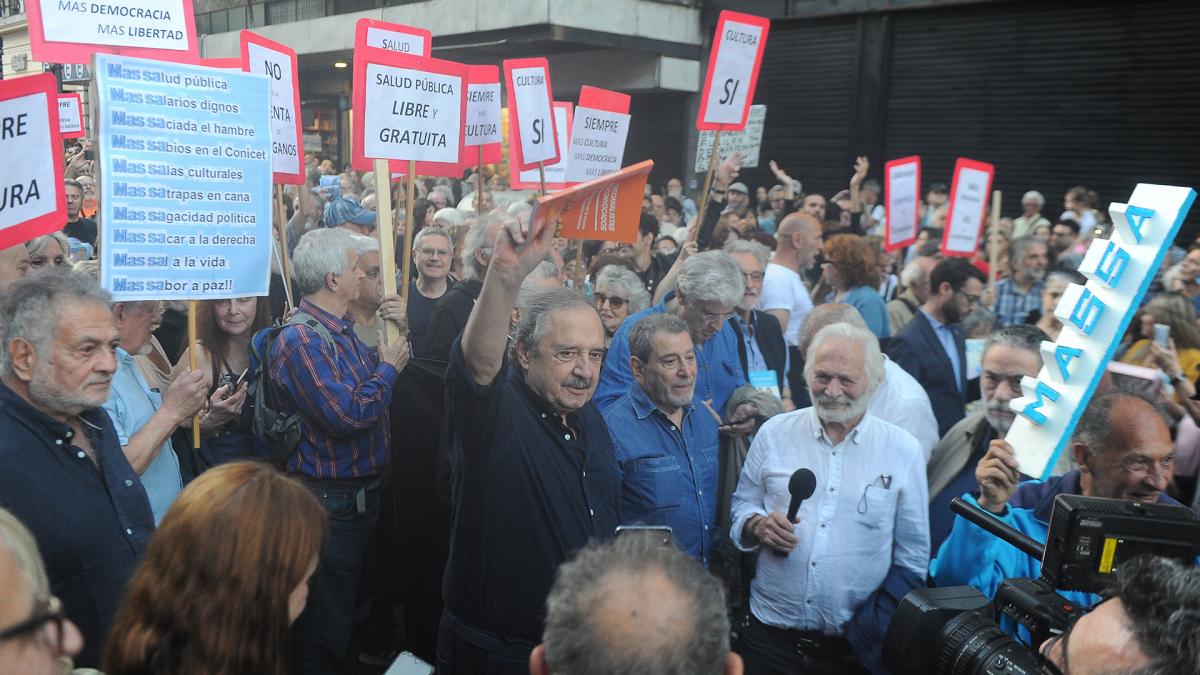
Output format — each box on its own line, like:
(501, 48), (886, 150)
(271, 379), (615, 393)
(618, 212), (675, 298)
(424, 214), (506, 361)
(407, 226), (453, 358)
(438, 215), (620, 674)
(62, 180), (97, 248)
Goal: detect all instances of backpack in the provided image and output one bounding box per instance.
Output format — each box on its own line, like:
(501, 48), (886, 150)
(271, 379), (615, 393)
(247, 311), (337, 468)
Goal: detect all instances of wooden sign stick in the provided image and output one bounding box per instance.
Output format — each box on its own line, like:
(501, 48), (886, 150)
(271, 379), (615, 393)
(537, 160), (547, 197)
(189, 301), (200, 449)
(273, 185), (294, 310)
(690, 130), (722, 243)
(399, 160), (418, 302)
(476, 146), (485, 214)
(374, 159), (400, 346)
(988, 189), (1002, 289)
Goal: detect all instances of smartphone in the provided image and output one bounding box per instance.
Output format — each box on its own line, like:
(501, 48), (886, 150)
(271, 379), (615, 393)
(384, 652), (433, 675)
(1154, 323), (1170, 348)
(615, 525), (673, 546)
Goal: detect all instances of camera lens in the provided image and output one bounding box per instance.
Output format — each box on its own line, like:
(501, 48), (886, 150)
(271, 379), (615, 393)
(935, 613), (1051, 674)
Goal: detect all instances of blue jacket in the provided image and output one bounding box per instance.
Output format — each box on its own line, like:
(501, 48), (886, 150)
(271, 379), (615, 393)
(930, 470), (1183, 611)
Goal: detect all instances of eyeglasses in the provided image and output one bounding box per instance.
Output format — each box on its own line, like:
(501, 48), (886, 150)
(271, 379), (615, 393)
(700, 309), (737, 325)
(593, 293), (627, 310)
(741, 271), (765, 283)
(956, 289), (983, 306)
(0, 595), (67, 653)
(417, 247), (450, 258)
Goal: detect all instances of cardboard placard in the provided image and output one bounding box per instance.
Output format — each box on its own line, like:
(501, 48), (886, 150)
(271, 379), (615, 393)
(355, 18), (432, 57)
(27, 0), (198, 65)
(201, 57), (242, 70)
(528, 160), (652, 243)
(503, 57), (559, 170)
(884, 155), (921, 252)
(940, 158), (994, 257)
(1006, 184), (1196, 479)
(696, 11), (770, 131)
(0, 73), (66, 250)
(57, 93), (85, 139)
(350, 46), (467, 176)
(563, 85), (631, 185)
(240, 31), (304, 184)
(511, 102), (571, 191)
(465, 65), (502, 164)
(96, 54), (273, 300)
(693, 104), (765, 173)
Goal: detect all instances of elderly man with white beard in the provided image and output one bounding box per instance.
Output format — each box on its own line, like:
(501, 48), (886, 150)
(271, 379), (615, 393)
(730, 322), (929, 674)
(925, 323), (1048, 551)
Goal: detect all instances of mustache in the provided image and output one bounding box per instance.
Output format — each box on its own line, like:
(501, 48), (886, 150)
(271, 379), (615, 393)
(563, 376), (591, 389)
(816, 392), (852, 407)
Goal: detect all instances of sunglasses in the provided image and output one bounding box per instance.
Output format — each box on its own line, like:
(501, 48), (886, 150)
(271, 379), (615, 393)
(593, 293), (628, 310)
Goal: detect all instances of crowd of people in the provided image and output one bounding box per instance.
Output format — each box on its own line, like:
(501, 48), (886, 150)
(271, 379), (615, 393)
(1, 142), (1200, 675)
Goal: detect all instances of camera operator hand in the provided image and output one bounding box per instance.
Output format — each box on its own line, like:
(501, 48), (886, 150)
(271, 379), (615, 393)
(976, 439), (1022, 514)
(746, 512), (799, 553)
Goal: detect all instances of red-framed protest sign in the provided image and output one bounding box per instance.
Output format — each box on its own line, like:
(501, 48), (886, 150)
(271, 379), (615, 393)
(26, 0), (199, 65)
(884, 155), (921, 252)
(529, 160), (653, 243)
(563, 85), (631, 185)
(350, 46), (467, 176)
(940, 157), (996, 257)
(511, 102), (571, 191)
(503, 57), (559, 171)
(0, 73), (67, 249)
(56, 93), (85, 139)
(240, 31), (304, 184)
(465, 65), (502, 165)
(696, 11), (770, 131)
(202, 57), (242, 70)
(354, 18), (432, 57)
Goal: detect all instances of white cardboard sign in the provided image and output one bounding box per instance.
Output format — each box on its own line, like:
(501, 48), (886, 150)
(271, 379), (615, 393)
(0, 88), (60, 238)
(940, 159), (994, 257)
(884, 156), (921, 251)
(57, 95), (84, 137)
(365, 26), (427, 55)
(694, 104), (765, 172)
(564, 106), (630, 183)
(245, 40), (302, 181)
(509, 64), (558, 166)
(362, 63), (463, 164)
(465, 82), (501, 147)
(697, 14), (769, 129)
(1006, 184), (1197, 479)
(35, 0), (191, 52)
(519, 104), (570, 187)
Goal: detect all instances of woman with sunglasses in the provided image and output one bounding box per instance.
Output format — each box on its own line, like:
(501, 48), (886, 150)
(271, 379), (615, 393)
(0, 507), (83, 674)
(593, 265), (651, 347)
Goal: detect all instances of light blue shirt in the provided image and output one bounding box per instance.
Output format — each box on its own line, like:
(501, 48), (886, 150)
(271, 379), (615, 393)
(920, 308), (963, 393)
(841, 285), (891, 338)
(103, 348), (182, 525)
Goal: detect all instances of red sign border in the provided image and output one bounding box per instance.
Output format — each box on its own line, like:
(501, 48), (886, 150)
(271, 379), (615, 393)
(0, 73), (67, 250)
(510, 101), (572, 191)
(353, 18), (433, 57)
(502, 57), (560, 171)
(350, 45), (468, 176)
(940, 157), (996, 258)
(695, 10), (770, 132)
(239, 30), (305, 185)
(883, 155), (921, 252)
(465, 65), (502, 165)
(57, 93), (85, 139)
(26, 0), (199, 65)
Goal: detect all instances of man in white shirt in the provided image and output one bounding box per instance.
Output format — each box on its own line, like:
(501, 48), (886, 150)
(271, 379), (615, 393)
(794, 304), (938, 460)
(730, 322), (929, 674)
(759, 212), (821, 397)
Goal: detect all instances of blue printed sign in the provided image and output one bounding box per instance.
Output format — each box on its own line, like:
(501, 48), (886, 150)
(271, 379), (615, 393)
(96, 53), (272, 300)
(1006, 184), (1196, 479)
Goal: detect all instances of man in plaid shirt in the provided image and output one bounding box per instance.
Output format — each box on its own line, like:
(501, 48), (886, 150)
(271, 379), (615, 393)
(993, 236), (1048, 327)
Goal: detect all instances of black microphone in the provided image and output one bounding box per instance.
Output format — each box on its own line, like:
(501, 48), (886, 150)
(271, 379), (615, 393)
(772, 468), (817, 557)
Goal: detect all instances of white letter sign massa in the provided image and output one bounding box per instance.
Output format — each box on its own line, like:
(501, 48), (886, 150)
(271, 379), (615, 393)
(1005, 184), (1197, 480)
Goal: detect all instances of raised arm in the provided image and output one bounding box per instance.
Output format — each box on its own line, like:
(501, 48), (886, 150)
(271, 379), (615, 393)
(461, 214), (556, 386)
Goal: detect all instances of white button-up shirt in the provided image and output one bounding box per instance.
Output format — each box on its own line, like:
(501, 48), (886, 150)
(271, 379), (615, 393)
(867, 358), (939, 461)
(730, 408), (930, 635)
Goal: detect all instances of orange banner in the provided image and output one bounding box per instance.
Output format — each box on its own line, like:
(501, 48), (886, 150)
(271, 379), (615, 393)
(529, 160), (653, 242)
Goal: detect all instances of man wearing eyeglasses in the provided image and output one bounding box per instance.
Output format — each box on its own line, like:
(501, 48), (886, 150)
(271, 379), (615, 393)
(931, 390), (1187, 616)
(886, 257), (986, 437)
(406, 227), (453, 357)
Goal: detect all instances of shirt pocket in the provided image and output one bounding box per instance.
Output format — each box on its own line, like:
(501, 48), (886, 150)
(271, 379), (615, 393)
(621, 455), (683, 517)
(855, 484), (898, 531)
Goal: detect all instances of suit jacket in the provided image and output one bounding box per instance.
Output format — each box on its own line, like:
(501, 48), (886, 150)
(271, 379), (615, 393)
(727, 310), (788, 393)
(886, 310), (966, 437)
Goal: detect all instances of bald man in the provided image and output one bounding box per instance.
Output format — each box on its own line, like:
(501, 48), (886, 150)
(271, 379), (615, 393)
(759, 213), (822, 398)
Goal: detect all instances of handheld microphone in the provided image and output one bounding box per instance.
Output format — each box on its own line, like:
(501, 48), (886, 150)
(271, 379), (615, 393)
(772, 468), (817, 557)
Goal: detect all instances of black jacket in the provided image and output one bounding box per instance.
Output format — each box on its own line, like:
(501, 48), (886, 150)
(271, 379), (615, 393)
(886, 311), (967, 437)
(727, 310), (788, 394)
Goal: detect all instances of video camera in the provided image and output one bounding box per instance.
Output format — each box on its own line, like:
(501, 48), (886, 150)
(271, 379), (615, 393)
(883, 494), (1200, 675)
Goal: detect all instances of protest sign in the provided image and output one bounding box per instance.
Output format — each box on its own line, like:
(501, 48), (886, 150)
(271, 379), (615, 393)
(57, 93), (85, 139)
(355, 18), (432, 57)
(696, 11), (770, 131)
(240, 31), (304, 184)
(693, 104), (765, 173)
(96, 54), (273, 301)
(27, 0), (198, 64)
(1006, 184), (1196, 479)
(0, 74), (66, 250)
(351, 47), (467, 176)
(564, 86), (630, 184)
(512, 102), (571, 191)
(529, 160), (652, 243)
(940, 158), (994, 257)
(465, 65), (502, 164)
(884, 155), (921, 251)
(503, 58), (559, 171)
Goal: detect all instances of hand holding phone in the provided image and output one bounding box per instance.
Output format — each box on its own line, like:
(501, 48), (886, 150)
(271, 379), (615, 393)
(1154, 323), (1171, 348)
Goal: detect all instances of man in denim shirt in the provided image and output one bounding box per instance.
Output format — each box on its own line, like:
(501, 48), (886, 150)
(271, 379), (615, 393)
(604, 314), (719, 565)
